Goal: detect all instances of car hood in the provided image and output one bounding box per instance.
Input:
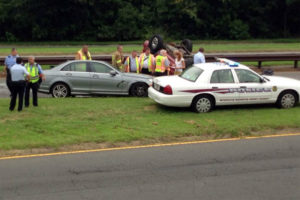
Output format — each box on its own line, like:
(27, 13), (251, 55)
(264, 75), (300, 85)
(122, 73), (152, 79)
(153, 75), (194, 87)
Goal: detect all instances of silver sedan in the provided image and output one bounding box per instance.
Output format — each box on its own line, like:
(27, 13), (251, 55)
(39, 60), (152, 98)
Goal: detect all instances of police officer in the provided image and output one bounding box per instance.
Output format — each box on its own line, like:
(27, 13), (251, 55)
(139, 47), (155, 75)
(112, 45), (124, 71)
(193, 47), (205, 64)
(24, 56), (45, 107)
(124, 50), (140, 73)
(9, 57), (30, 112)
(155, 49), (170, 76)
(75, 45), (92, 60)
(4, 48), (19, 96)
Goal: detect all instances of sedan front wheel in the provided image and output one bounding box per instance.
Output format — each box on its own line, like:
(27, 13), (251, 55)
(277, 91), (297, 109)
(130, 83), (148, 97)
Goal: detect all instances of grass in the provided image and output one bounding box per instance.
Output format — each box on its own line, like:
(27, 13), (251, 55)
(0, 97), (300, 151)
(0, 40), (299, 56)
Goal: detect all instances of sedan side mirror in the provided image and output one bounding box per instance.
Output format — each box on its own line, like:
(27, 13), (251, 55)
(259, 78), (265, 83)
(110, 70), (118, 76)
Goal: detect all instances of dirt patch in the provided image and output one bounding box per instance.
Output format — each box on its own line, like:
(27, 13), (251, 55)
(1, 128), (300, 158)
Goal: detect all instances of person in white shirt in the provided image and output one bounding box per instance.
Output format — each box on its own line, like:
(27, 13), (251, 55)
(173, 51), (185, 75)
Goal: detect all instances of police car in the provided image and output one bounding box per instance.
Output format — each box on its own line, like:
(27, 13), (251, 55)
(148, 58), (300, 112)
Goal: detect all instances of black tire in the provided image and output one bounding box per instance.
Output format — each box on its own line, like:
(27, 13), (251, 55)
(149, 34), (164, 54)
(181, 39), (193, 53)
(192, 95), (214, 113)
(130, 83), (149, 97)
(276, 91), (298, 109)
(184, 57), (194, 68)
(51, 83), (70, 98)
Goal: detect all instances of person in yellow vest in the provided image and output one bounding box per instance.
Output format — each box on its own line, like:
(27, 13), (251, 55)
(155, 49), (170, 76)
(112, 45), (124, 71)
(124, 50), (140, 73)
(24, 56), (45, 107)
(75, 45), (92, 60)
(139, 47), (155, 75)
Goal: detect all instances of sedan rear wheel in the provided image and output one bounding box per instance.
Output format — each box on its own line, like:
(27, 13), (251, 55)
(277, 91), (297, 109)
(51, 83), (70, 98)
(130, 83), (148, 97)
(192, 95), (214, 113)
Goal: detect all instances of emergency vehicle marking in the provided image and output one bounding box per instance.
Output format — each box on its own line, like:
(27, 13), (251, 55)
(181, 88), (273, 94)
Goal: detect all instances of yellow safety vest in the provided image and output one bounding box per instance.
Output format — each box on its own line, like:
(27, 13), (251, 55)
(78, 50), (92, 60)
(155, 55), (166, 72)
(125, 57), (139, 73)
(140, 53), (154, 72)
(25, 63), (39, 83)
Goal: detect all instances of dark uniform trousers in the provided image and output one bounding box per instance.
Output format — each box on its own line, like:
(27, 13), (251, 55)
(6, 70), (13, 95)
(25, 82), (39, 107)
(10, 80), (26, 111)
(154, 71), (167, 76)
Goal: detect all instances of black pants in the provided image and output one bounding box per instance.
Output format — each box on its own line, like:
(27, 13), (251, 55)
(25, 82), (39, 107)
(6, 72), (13, 95)
(141, 68), (151, 75)
(154, 71), (167, 76)
(10, 81), (26, 111)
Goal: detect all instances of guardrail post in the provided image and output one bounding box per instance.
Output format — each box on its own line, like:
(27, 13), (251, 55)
(258, 61), (262, 69)
(294, 60), (298, 68)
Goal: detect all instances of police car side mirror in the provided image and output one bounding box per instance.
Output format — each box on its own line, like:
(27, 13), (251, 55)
(259, 78), (265, 83)
(110, 70), (117, 76)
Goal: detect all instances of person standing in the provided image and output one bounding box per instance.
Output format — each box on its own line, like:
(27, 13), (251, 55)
(155, 49), (170, 76)
(112, 45), (124, 71)
(173, 51), (185, 75)
(75, 45), (92, 60)
(9, 57), (30, 112)
(193, 47), (205, 64)
(139, 47), (155, 75)
(124, 50), (140, 73)
(24, 56), (45, 107)
(4, 48), (19, 96)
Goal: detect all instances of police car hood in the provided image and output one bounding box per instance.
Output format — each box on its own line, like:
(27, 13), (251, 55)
(264, 75), (300, 85)
(153, 75), (195, 88)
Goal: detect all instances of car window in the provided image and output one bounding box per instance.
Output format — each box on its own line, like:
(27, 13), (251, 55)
(235, 69), (261, 83)
(90, 62), (111, 73)
(180, 66), (203, 82)
(61, 62), (87, 72)
(210, 69), (234, 83)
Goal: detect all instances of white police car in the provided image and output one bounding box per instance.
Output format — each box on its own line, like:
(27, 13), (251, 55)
(148, 58), (300, 112)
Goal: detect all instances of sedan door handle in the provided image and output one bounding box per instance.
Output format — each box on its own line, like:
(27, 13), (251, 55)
(66, 73), (72, 76)
(92, 74), (99, 78)
(212, 87), (219, 89)
(240, 86), (247, 89)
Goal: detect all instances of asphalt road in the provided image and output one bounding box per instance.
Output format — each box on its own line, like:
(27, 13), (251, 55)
(0, 71), (299, 98)
(0, 135), (300, 200)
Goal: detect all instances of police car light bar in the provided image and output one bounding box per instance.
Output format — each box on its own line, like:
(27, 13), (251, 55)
(216, 58), (240, 67)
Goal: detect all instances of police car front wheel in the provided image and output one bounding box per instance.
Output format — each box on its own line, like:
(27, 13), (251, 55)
(277, 91), (297, 109)
(192, 95), (214, 113)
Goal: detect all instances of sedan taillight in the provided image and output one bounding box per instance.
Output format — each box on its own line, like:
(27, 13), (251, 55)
(163, 85), (173, 95)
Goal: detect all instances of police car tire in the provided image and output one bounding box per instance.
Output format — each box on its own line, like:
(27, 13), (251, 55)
(276, 91), (297, 109)
(192, 95), (214, 113)
(130, 83), (148, 97)
(149, 34), (164, 54)
(51, 83), (70, 98)
(181, 39), (193, 53)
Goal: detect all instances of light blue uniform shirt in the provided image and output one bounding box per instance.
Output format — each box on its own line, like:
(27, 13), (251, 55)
(125, 56), (139, 72)
(193, 52), (205, 64)
(4, 55), (19, 69)
(10, 64), (29, 81)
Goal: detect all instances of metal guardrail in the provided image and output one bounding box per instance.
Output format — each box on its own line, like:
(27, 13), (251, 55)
(1, 52), (299, 68)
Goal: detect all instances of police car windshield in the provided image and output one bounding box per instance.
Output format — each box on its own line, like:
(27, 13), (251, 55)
(180, 66), (203, 82)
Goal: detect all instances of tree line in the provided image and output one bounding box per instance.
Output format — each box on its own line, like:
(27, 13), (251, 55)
(0, 0), (299, 42)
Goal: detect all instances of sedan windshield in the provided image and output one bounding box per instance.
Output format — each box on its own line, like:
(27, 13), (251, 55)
(180, 66), (203, 82)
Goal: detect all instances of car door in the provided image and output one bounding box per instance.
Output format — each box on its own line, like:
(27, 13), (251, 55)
(234, 69), (273, 104)
(89, 62), (125, 94)
(60, 62), (91, 92)
(210, 69), (240, 105)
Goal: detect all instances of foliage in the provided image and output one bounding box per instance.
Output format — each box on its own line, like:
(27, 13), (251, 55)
(0, 0), (300, 41)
